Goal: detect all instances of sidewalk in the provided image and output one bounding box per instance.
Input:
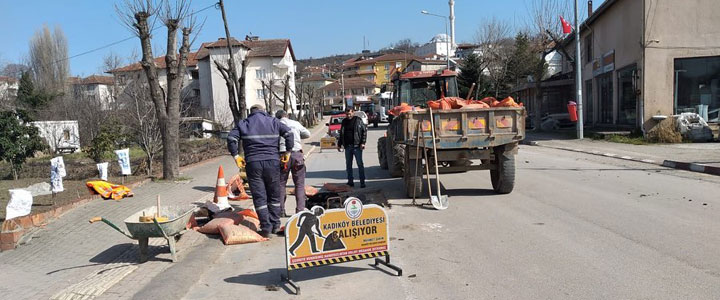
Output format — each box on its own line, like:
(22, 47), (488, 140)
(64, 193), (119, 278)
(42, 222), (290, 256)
(524, 131), (720, 176)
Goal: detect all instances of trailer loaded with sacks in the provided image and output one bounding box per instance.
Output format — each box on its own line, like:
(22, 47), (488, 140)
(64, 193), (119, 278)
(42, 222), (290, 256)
(377, 70), (525, 198)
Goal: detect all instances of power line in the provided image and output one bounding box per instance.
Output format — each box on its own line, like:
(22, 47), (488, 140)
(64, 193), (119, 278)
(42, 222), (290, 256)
(36, 2), (218, 72)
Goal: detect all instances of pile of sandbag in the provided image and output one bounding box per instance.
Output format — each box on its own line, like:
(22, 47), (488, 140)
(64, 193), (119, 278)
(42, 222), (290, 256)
(195, 209), (267, 244)
(427, 96), (523, 110)
(389, 102), (418, 116)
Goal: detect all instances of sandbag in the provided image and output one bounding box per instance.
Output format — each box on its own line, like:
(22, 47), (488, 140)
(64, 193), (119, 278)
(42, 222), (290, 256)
(389, 103), (414, 116)
(227, 173), (250, 200)
(197, 217), (234, 234)
(463, 103), (491, 109)
(219, 223), (267, 245)
(239, 217), (259, 231)
(238, 209), (259, 220)
(213, 211), (244, 224)
(494, 96), (522, 107)
(186, 215), (198, 230)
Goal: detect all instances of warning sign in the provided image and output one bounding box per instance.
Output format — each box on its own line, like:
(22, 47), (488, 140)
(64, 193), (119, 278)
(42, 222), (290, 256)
(284, 198), (389, 270)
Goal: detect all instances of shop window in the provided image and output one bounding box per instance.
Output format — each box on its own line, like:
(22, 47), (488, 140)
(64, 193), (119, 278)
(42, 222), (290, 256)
(585, 80), (593, 124)
(597, 73), (613, 124)
(674, 56), (720, 121)
(617, 66), (638, 126)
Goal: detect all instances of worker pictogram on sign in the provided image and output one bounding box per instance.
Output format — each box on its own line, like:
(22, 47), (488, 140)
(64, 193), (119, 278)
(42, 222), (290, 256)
(281, 198), (402, 295)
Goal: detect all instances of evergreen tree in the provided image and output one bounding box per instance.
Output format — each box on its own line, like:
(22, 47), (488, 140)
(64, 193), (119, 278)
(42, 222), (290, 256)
(0, 110), (45, 179)
(16, 71), (51, 112)
(458, 53), (489, 98)
(507, 32), (543, 91)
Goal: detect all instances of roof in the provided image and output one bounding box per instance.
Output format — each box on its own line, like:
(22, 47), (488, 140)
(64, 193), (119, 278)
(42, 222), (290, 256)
(194, 38), (295, 61)
(0, 76), (18, 84)
(299, 74), (336, 82)
(75, 75), (114, 85)
(399, 70), (457, 80)
(408, 58), (448, 65)
(370, 53), (419, 63)
(456, 43), (479, 49)
(320, 77), (377, 91)
(108, 51), (199, 73)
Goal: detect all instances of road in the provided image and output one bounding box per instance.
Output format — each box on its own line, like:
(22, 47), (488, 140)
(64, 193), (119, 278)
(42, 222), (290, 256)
(182, 124), (720, 299)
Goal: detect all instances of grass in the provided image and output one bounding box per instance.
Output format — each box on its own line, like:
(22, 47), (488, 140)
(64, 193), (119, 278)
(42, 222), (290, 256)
(604, 135), (648, 145)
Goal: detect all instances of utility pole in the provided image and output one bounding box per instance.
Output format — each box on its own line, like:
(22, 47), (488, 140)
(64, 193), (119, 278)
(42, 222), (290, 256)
(341, 73), (346, 111)
(574, 0), (584, 139)
(218, 0), (244, 119)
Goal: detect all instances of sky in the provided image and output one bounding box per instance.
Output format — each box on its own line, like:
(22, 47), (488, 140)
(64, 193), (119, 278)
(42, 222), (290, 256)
(0, 0), (600, 76)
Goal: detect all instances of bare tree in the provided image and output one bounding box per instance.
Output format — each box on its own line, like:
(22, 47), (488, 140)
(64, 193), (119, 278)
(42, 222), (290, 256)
(122, 82), (162, 175)
(475, 17), (513, 96)
(214, 58), (247, 125)
(526, 0), (572, 129)
(116, 0), (197, 179)
(28, 24), (69, 95)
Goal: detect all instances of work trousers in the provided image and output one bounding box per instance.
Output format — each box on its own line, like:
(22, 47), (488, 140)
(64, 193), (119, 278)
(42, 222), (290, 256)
(246, 159), (282, 232)
(344, 145), (365, 183)
(280, 151), (306, 214)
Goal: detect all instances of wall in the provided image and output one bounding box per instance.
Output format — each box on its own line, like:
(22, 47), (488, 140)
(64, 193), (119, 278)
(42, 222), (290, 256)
(203, 46), (246, 127)
(577, 0), (644, 126)
(642, 0), (720, 130)
(31, 121), (80, 151)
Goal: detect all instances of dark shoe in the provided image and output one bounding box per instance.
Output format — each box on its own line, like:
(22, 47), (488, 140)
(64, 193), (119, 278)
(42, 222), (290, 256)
(273, 226), (285, 236)
(258, 230), (272, 239)
(360, 182), (366, 188)
(347, 181), (354, 187)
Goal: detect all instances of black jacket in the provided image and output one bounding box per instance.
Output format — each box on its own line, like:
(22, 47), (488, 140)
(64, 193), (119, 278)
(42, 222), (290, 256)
(338, 116), (367, 147)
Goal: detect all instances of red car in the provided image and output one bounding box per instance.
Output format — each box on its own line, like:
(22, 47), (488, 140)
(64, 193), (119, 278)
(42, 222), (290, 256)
(326, 114), (345, 138)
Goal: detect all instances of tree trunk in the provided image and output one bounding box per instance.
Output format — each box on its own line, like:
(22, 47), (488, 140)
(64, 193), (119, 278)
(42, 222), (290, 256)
(283, 75), (290, 112)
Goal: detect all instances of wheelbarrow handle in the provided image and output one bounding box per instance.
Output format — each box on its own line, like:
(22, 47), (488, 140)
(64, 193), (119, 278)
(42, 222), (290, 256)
(89, 216), (133, 239)
(89, 217), (103, 223)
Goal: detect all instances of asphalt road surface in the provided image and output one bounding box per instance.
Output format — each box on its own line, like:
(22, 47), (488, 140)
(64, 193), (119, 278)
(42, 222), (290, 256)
(184, 124), (720, 299)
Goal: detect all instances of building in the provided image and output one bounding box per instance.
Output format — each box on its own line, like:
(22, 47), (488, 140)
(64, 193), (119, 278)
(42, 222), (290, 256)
(318, 77), (379, 111)
(405, 57), (458, 73)
(31, 120), (80, 153)
(414, 34), (455, 59)
(455, 43), (481, 59)
(298, 74), (336, 90)
(69, 75), (116, 110)
(109, 37), (297, 128)
(516, 0), (720, 132)
(343, 53), (419, 87)
(0, 76), (19, 107)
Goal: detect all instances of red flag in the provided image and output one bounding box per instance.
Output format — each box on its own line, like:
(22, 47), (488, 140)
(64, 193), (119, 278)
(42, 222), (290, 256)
(560, 16), (572, 34)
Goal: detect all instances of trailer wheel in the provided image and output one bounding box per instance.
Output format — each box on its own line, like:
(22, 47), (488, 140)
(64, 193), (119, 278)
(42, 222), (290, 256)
(404, 157), (424, 198)
(385, 123), (404, 178)
(490, 150), (515, 194)
(378, 137), (388, 169)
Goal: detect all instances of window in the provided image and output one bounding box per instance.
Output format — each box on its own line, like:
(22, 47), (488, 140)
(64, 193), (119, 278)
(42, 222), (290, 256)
(255, 69), (266, 79)
(256, 89), (265, 99)
(384, 63), (390, 70)
(584, 35), (592, 64)
(674, 56), (720, 121)
(63, 129), (70, 141)
(191, 70), (199, 80)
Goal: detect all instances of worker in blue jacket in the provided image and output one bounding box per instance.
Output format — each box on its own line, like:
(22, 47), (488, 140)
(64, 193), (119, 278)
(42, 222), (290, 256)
(227, 104), (294, 238)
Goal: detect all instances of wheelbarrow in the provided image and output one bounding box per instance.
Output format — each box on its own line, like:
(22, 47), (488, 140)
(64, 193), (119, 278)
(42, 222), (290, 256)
(89, 206), (195, 263)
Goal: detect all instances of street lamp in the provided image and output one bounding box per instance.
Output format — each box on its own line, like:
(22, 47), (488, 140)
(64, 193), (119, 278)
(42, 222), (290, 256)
(421, 10), (450, 70)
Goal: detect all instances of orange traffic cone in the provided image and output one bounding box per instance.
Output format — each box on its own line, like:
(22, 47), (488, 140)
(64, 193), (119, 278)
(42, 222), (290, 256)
(207, 165), (231, 213)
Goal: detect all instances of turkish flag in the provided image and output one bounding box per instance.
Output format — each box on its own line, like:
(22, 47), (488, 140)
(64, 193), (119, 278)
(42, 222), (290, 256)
(560, 16), (572, 34)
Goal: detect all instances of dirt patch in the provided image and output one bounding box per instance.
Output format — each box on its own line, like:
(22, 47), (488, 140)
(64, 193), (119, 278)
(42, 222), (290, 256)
(0, 138), (227, 222)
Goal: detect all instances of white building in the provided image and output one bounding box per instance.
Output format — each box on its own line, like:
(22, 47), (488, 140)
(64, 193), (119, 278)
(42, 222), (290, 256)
(31, 120), (80, 153)
(109, 37), (297, 128)
(70, 75), (116, 110)
(414, 34), (456, 59)
(0, 76), (19, 107)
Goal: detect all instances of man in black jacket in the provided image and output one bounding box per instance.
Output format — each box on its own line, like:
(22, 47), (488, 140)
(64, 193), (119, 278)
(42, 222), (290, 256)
(337, 107), (367, 188)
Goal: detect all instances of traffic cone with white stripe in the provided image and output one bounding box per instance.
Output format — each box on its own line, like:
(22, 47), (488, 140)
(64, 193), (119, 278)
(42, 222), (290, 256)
(206, 165), (231, 213)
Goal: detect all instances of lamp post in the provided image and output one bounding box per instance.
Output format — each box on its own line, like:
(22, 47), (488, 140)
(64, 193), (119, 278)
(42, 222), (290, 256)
(421, 10), (450, 70)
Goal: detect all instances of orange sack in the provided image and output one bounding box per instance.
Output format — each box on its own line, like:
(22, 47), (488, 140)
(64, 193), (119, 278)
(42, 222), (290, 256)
(389, 103), (414, 116)
(494, 96), (522, 108)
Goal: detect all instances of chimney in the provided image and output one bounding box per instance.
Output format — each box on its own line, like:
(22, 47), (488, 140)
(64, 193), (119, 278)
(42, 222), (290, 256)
(449, 0), (455, 47)
(588, 0), (593, 17)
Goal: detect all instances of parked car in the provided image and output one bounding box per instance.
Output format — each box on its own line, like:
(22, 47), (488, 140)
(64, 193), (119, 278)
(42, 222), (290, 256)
(354, 111), (369, 126)
(326, 114), (345, 138)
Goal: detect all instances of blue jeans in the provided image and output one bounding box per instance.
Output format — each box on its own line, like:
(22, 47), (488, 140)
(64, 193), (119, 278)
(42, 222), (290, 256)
(344, 145), (365, 183)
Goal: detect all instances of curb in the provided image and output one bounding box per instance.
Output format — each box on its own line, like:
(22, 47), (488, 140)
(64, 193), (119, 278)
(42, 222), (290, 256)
(521, 140), (720, 177)
(662, 160), (720, 176)
(520, 140), (661, 166)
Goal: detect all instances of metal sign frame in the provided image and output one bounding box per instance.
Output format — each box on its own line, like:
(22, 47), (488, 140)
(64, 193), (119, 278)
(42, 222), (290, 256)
(280, 200), (402, 295)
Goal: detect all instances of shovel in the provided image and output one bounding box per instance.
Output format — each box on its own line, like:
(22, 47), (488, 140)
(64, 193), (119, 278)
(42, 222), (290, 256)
(427, 107), (448, 210)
